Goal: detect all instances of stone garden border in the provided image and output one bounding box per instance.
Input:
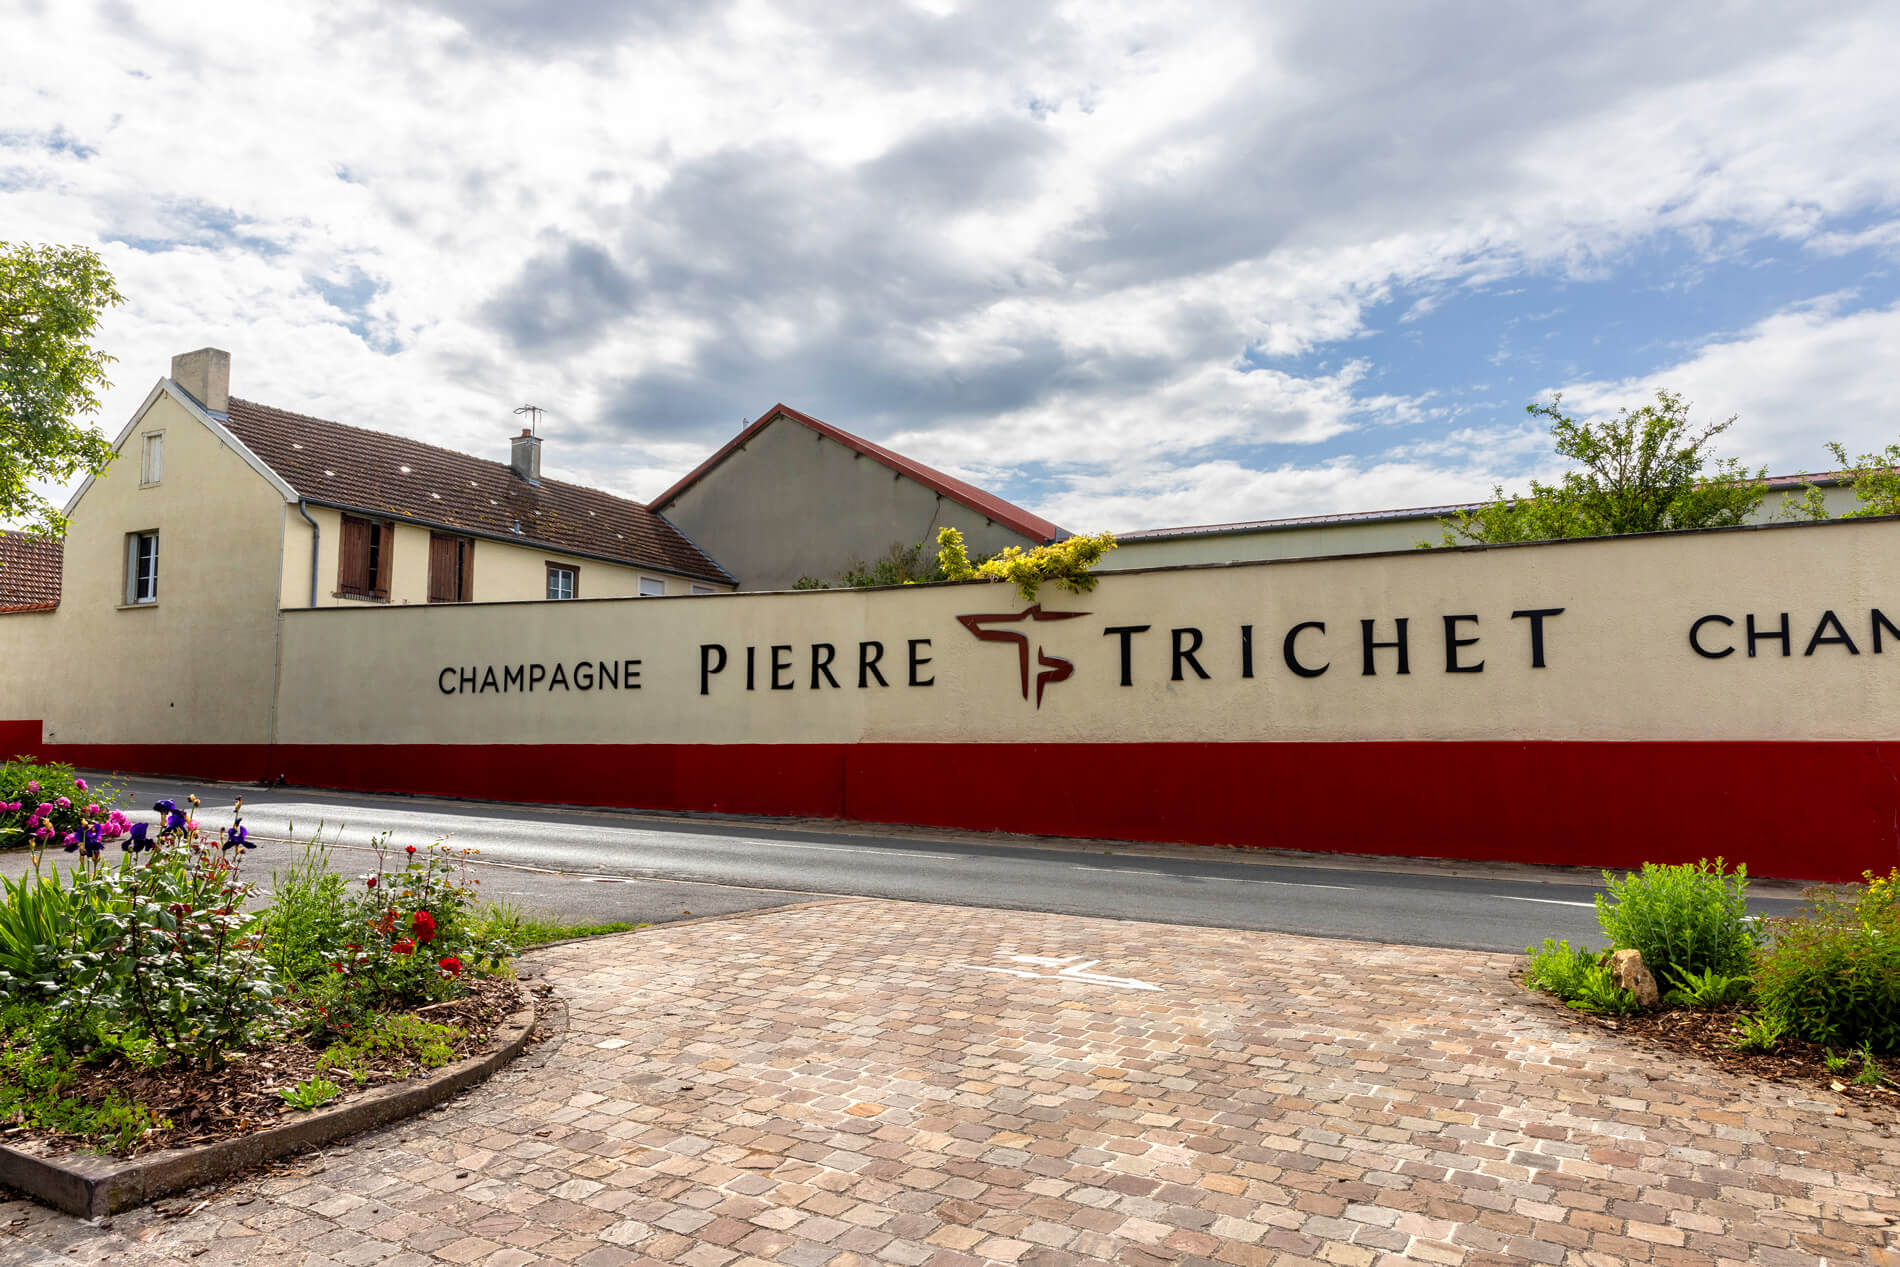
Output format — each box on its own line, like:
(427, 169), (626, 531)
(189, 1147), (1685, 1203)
(0, 994), (542, 1220)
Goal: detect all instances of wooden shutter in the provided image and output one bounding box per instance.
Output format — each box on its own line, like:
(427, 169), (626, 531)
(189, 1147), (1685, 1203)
(339, 516), (371, 595)
(458, 538), (474, 602)
(428, 533), (458, 602)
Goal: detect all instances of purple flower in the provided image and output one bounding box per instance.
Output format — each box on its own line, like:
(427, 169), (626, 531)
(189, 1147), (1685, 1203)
(126, 822), (150, 852)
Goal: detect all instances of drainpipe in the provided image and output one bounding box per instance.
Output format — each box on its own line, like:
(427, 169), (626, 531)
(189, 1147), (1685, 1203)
(295, 500), (320, 607)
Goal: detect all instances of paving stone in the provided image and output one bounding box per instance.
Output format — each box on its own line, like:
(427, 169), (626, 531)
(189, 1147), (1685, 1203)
(1, 900), (1895, 1266)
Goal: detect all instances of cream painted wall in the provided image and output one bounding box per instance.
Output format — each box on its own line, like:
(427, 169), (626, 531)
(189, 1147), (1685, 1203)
(0, 389), (286, 745)
(274, 516), (1900, 748)
(1103, 483), (1868, 571)
(659, 415), (1039, 591)
(279, 507), (721, 608)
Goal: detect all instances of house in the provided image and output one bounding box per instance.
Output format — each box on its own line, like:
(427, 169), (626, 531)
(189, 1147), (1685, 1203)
(652, 404), (1065, 591)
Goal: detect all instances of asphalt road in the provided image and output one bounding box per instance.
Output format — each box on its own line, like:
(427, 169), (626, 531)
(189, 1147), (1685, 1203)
(28, 773), (1810, 953)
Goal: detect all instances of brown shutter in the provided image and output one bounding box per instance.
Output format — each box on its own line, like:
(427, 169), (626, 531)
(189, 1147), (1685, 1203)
(459, 538), (474, 603)
(339, 516), (370, 595)
(428, 533), (457, 602)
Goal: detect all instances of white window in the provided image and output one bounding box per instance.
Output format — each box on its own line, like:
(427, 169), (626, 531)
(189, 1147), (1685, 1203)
(124, 532), (159, 605)
(139, 432), (164, 486)
(690, 584), (716, 596)
(638, 577), (666, 597)
(547, 565), (577, 600)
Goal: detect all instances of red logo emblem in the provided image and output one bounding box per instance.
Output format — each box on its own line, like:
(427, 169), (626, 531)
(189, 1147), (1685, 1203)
(957, 604), (1090, 708)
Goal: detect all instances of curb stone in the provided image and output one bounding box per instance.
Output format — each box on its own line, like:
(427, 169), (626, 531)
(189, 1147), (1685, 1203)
(0, 995), (542, 1220)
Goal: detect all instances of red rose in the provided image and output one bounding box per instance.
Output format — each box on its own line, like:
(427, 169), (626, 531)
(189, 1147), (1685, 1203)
(411, 910), (438, 944)
(391, 938), (416, 955)
(438, 955), (463, 979)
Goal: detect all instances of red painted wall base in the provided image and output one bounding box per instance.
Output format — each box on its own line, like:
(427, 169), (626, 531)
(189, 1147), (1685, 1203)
(7, 720), (1896, 882)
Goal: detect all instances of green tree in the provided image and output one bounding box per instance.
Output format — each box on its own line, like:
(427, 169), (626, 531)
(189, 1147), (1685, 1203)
(1, 242), (124, 536)
(1783, 440), (1900, 520)
(1435, 389), (1766, 546)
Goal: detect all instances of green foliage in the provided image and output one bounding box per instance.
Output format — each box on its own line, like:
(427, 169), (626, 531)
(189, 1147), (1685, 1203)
(937, 526), (1119, 601)
(0, 1010), (168, 1151)
(1729, 1011), (1786, 1052)
(1436, 390), (1766, 546)
(1855, 1047), (1887, 1087)
(261, 839), (356, 984)
(279, 1075), (342, 1111)
(316, 1013), (464, 1084)
(1662, 965), (1752, 1009)
(1790, 440), (1900, 520)
(471, 899), (642, 950)
(1824, 1048), (1852, 1074)
(1753, 870), (1900, 1053)
(1522, 940), (1636, 1015)
(1595, 858), (1757, 985)
(0, 242), (124, 536)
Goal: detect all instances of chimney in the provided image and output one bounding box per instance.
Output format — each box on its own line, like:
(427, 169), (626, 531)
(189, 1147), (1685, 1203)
(510, 428), (542, 485)
(170, 347), (230, 414)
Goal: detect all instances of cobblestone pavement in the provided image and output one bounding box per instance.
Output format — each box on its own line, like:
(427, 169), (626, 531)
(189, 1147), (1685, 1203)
(4, 899), (1897, 1266)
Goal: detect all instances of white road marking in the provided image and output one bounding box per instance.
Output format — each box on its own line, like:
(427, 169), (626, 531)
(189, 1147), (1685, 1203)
(1499, 896), (1599, 908)
(953, 954), (1161, 991)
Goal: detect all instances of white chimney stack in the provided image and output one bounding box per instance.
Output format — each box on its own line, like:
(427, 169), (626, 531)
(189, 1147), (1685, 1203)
(510, 428), (542, 485)
(170, 347), (230, 414)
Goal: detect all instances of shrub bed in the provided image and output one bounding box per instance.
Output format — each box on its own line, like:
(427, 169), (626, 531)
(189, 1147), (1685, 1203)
(1523, 858), (1900, 1112)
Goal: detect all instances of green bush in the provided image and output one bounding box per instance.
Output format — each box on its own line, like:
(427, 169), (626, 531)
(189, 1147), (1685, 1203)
(262, 839), (356, 984)
(1596, 858), (1757, 983)
(1754, 871), (1900, 1053)
(1661, 965), (1752, 1009)
(1729, 1011), (1786, 1052)
(0, 758), (120, 851)
(1522, 940), (1636, 1015)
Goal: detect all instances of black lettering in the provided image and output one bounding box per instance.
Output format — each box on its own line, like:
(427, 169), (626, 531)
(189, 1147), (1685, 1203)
(746, 645), (757, 691)
(908, 638), (934, 687)
(528, 664), (546, 691)
(458, 666), (477, 694)
(1240, 625), (1254, 679)
(1103, 625), (1152, 687)
(811, 643), (839, 689)
(438, 667), (456, 695)
(1876, 609), (1900, 653)
(1805, 610), (1859, 656)
(1171, 628), (1210, 681)
(623, 658), (641, 689)
(504, 664), (525, 692)
(479, 666), (499, 694)
(858, 641), (888, 688)
(575, 662), (595, 690)
(771, 645), (794, 690)
(1360, 618), (1410, 676)
(700, 644), (727, 695)
(549, 663), (570, 691)
(1747, 612), (1790, 658)
(1283, 621), (1328, 678)
(1690, 615), (1734, 659)
(598, 660), (617, 690)
(1443, 614), (1483, 674)
(1510, 607), (1565, 669)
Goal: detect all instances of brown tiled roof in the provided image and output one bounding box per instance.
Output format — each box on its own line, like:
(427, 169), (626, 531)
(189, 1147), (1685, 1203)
(223, 399), (731, 584)
(0, 532), (61, 613)
(654, 404), (1066, 544)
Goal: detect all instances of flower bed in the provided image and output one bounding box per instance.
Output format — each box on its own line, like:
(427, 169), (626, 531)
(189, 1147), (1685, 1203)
(0, 769), (536, 1160)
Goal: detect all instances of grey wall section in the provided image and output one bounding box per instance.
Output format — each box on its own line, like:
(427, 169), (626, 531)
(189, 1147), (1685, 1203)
(660, 416), (1039, 591)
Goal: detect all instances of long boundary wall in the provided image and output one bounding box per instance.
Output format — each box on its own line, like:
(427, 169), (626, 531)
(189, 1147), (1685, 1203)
(6, 516), (1899, 880)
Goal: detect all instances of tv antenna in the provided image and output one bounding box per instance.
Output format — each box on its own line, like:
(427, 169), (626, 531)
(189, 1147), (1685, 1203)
(513, 404), (546, 435)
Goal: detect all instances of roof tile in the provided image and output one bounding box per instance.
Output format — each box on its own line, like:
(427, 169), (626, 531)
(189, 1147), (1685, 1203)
(0, 532), (61, 613)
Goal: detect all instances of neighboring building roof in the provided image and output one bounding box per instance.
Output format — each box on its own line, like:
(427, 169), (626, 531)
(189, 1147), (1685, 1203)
(652, 403), (1066, 544)
(0, 532), (62, 613)
(223, 399), (732, 584)
(1118, 470), (1857, 542)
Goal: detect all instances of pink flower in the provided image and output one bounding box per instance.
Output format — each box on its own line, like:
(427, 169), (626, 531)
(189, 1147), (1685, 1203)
(73, 780), (86, 791)
(85, 804), (99, 816)
(25, 816), (38, 830)
(34, 824), (51, 839)
(54, 797), (69, 809)
(25, 782), (38, 793)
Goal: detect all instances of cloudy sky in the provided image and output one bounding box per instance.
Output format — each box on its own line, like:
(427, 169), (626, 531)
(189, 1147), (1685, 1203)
(6, 1), (1899, 532)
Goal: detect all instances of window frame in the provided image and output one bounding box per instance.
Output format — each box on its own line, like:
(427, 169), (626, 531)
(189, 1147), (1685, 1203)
(336, 514), (393, 601)
(637, 576), (666, 598)
(138, 431), (164, 487)
(123, 531), (159, 606)
(427, 532), (474, 603)
(690, 584), (716, 596)
(545, 562), (579, 601)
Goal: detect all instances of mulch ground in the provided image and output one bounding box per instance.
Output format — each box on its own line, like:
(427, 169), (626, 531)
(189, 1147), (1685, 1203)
(1521, 979), (1900, 1118)
(2, 977), (523, 1158)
